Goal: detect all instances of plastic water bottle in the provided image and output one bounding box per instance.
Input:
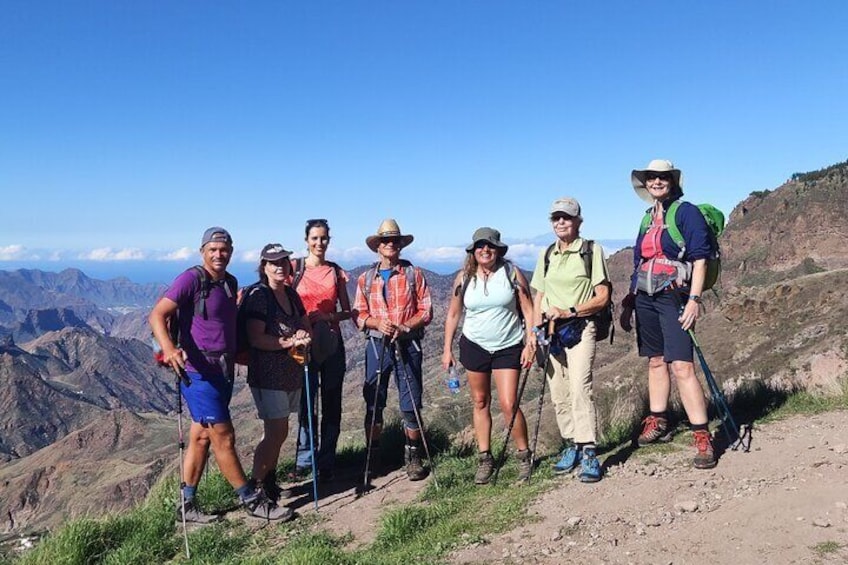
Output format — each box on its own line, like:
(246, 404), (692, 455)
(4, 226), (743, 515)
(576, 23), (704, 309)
(446, 366), (461, 394)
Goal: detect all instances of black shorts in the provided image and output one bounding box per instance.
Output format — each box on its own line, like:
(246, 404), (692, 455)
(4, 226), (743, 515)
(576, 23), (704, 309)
(459, 335), (523, 373)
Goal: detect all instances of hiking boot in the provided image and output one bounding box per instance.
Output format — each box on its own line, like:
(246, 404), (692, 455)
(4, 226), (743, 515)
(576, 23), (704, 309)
(515, 449), (533, 483)
(474, 451), (495, 485)
(692, 430), (717, 469)
(176, 499), (221, 524)
(637, 415), (672, 446)
(404, 445), (428, 481)
(552, 446), (581, 474)
(578, 447), (602, 483)
(241, 490), (294, 522)
(286, 466), (310, 481)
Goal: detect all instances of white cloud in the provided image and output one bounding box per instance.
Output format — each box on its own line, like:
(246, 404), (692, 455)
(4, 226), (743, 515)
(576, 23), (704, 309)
(0, 245), (28, 260)
(162, 247), (194, 261)
(407, 246), (466, 264)
(79, 247), (147, 261)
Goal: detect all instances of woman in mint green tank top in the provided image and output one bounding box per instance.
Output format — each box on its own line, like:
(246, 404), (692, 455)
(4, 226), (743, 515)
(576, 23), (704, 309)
(442, 228), (536, 485)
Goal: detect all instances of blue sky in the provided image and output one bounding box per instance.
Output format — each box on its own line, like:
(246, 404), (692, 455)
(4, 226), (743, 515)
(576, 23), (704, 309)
(2, 1), (846, 281)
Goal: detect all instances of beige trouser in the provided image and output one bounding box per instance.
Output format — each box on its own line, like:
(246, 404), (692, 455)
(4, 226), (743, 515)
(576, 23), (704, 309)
(545, 320), (597, 444)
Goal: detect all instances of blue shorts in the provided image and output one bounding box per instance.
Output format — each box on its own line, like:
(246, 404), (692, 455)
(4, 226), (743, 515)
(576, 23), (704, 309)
(635, 291), (694, 363)
(363, 338), (423, 416)
(181, 371), (234, 425)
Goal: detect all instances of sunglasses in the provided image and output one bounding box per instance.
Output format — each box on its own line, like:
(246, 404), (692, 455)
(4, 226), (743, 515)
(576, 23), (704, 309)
(473, 241), (496, 250)
(380, 237), (402, 245)
(550, 214), (574, 223)
(645, 172), (673, 182)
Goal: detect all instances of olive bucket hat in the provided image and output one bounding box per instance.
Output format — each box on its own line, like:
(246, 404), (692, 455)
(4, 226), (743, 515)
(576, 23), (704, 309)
(465, 227), (508, 254)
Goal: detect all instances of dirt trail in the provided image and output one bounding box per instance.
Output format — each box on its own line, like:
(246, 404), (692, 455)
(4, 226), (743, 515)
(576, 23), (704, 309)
(450, 411), (848, 565)
(273, 412), (847, 564)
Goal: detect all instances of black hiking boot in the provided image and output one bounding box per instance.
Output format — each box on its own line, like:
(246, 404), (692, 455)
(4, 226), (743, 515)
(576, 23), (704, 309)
(404, 445), (428, 481)
(262, 473), (291, 503)
(475, 451), (495, 485)
(176, 499), (221, 524)
(241, 489), (294, 522)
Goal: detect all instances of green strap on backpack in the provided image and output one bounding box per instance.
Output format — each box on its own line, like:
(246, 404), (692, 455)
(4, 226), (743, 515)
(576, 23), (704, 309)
(639, 201), (726, 291)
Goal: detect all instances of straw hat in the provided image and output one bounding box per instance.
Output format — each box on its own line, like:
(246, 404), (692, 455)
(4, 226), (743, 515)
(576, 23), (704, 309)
(365, 218), (414, 252)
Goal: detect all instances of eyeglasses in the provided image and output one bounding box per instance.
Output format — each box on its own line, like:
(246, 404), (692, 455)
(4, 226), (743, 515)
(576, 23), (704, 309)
(645, 172), (673, 182)
(266, 259), (288, 267)
(380, 237), (402, 245)
(473, 241), (496, 250)
(550, 214), (574, 223)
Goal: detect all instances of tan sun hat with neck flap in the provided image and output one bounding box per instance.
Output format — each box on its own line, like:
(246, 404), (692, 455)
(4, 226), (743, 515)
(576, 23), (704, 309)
(631, 159), (684, 203)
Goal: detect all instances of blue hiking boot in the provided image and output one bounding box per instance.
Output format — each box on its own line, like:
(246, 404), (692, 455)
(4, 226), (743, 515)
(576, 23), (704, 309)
(578, 447), (602, 483)
(552, 446), (581, 475)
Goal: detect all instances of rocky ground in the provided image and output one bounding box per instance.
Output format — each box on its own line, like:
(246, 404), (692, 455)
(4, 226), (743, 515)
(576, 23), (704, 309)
(450, 411), (848, 565)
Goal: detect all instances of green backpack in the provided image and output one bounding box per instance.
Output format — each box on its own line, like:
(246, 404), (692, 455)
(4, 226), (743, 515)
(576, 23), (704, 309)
(639, 201), (726, 291)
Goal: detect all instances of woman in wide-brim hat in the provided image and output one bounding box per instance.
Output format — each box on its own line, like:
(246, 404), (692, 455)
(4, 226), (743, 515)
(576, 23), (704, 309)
(621, 159), (717, 470)
(442, 227), (536, 485)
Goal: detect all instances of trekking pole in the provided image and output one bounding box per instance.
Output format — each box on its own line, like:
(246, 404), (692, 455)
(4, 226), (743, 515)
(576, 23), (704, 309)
(174, 368), (190, 559)
(357, 337), (387, 496)
(688, 329), (751, 452)
(490, 362), (531, 485)
(302, 348), (320, 510)
(394, 339), (439, 489)
(529, 319), (555, 479)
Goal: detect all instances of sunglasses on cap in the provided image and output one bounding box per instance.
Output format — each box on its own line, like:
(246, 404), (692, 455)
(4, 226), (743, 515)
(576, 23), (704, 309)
(645, 172), (673, 182)
(306, 218), (328, 225)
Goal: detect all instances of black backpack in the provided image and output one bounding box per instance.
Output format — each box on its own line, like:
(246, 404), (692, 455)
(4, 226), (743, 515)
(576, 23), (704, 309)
(167, 265), (238, 349)
(543, 240), (614, 343)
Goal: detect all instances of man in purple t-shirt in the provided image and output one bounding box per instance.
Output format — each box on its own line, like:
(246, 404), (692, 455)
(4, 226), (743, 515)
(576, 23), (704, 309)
(150, 227), (292, 522)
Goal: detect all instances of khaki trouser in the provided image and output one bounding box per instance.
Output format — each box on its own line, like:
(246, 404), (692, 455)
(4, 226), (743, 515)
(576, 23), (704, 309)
(545, 320), (597, 444)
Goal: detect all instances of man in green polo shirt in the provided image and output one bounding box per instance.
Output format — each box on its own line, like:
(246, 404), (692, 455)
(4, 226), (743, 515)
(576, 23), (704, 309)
(531, 197), (611, 483)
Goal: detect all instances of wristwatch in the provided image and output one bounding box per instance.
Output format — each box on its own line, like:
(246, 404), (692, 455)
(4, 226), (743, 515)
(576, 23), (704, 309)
(689, 295), (702, 304)
(569, 307), (578, 317)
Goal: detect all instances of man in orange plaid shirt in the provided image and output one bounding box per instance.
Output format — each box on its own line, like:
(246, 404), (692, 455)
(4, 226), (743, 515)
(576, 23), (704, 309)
(354, 218), (433, 481)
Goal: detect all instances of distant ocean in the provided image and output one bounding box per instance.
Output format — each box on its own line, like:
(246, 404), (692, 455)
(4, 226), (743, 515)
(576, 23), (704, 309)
(0, 260), (463, 285)
(0, 239), (631, 285)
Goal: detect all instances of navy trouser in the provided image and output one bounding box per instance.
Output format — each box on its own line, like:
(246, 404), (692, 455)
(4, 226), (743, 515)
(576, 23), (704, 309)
(363, 337), (423, 430)
(295, 337), (347, 471)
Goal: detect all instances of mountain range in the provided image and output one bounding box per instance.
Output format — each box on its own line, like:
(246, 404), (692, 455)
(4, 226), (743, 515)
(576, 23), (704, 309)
(1, 159), (847, 535)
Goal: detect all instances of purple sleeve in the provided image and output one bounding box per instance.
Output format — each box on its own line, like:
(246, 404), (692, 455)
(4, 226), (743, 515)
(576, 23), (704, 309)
(164, 269), (198, 307)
